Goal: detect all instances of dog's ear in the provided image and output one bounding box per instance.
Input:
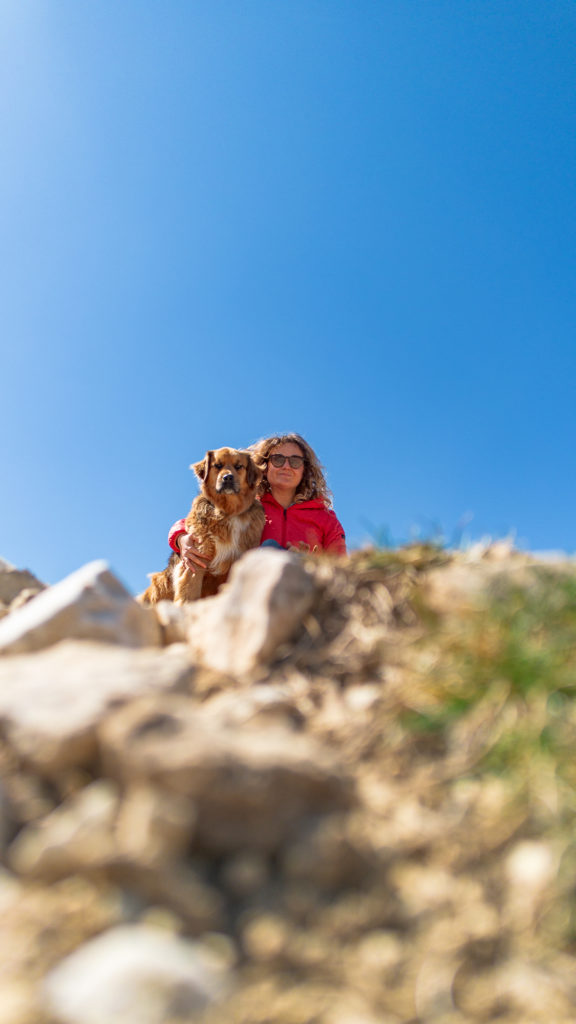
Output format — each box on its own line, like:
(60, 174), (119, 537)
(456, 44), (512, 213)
(245, 454), (263, 489)
(191, 451), (212, 481)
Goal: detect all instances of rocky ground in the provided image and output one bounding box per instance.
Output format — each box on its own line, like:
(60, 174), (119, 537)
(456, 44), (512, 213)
(0, 544), (575, 1024)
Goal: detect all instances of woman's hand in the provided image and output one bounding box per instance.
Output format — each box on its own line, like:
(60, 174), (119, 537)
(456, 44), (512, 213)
(177, 533), (210, 573)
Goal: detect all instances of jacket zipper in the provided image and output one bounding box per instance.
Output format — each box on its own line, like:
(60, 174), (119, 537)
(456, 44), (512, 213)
(282, 507), (288, 547)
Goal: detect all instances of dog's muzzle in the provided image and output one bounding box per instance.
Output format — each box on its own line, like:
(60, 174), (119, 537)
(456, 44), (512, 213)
(216, 473), (239, 493)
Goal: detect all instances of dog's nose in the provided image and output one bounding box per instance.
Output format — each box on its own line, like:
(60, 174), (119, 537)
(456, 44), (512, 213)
(221, 473), (234, 484)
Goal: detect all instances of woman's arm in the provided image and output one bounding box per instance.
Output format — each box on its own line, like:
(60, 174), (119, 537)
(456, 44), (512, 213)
(323, 511), (347, 554)
(168, 519), (187, 553)
(168, 519), (210, 571)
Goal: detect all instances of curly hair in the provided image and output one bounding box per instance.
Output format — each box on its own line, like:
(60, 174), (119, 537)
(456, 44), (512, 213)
(248, 433), (333, 507)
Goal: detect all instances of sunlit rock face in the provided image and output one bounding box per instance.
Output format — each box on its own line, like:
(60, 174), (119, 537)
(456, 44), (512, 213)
(0, 561), (160, 655)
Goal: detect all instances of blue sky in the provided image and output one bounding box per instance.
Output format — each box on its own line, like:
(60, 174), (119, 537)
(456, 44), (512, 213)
(2, 1), (575, 593)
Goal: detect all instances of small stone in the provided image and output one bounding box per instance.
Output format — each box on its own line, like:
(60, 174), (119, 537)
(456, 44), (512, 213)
(9, 781), (119, 880)
(221, 852), (270, 897)
(115, 784), (196, 865)
(355, 930), (404, 972)
(203, 684), (302, 729)
(506, 841), (556, 890)
(0, 875), (121, 1024)
(241, 913), (290, 961)
(131, 863), (226, 934)
(43, 924), (233, 1024)
(344, 684), (382, 712)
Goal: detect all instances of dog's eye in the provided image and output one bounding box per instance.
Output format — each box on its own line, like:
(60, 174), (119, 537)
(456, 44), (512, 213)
(234, 464), (243, 472)
(214, 462), (223, 470)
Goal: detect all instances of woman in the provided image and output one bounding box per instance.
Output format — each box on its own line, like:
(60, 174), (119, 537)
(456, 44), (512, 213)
(170, 433), (346, 571)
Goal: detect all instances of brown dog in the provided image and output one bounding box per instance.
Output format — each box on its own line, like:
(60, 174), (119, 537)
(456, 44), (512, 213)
(140, 448), (265, 604)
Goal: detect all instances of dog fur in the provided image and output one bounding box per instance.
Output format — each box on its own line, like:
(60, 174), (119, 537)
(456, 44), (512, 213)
(140, 448), (265, 604)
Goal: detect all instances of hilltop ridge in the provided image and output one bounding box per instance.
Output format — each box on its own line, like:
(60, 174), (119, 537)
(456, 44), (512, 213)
(0, 543), (575, 1024)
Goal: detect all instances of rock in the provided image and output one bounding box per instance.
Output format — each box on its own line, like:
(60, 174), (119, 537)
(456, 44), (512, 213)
(221, 851), (270, 897)
(0, 780), (17, 856)
(421, 561), (494, 614)
(111, 862), (226, 934)
(9, 781), (120, 880)
(504, 840), (558, 931)
(9, 589), (44, 613)
(421, 556), (567, 617)
(282, 813), (377, 890)
(241, 912), (292, 961)
(0, 641), (196, 773)
(0, 557), (46, 605)
(8, 779), (216, 927)
(202, 683), (303, 730)
(115, 783), (196, 866)
(0, 874), (121, 1024)
(344, 684), (382, 713)
(43, 924), (233, 1024)
(185, 548), (317, 675)
(506, 840), (556, 891)
(0, 764), (57, 829)
(150, 600), (188, 645)
(0, 561), (160, 656)
(99, 694), (353, 852)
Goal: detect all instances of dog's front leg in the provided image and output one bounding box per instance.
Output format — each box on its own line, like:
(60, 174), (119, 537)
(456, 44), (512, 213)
(173, 562), (204, 604)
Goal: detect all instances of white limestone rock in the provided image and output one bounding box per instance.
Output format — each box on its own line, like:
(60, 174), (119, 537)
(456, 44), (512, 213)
(185, 548), (317, 675)
(9, 779), (197, 881)
(150, 599), (189, 645)
(0, 560), (160, 655)
(0, 640), (196, 773)
(43, 924), (233, 1024)
(99, 693), (353, 852)
(9, 780), (120, 880)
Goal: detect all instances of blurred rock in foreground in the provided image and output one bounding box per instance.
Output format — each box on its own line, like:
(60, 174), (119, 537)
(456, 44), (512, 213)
(1, 544), (576, 1023)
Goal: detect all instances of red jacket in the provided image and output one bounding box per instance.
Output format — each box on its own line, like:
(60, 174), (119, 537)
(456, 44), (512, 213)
(259, 492), (346, 554)
(168, 493), (346, 555)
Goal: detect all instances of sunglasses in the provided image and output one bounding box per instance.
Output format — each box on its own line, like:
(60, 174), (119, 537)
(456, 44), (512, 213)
(268, 454), (305, 469)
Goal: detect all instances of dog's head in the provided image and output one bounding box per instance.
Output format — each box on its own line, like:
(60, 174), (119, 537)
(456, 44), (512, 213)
(191, 448), (262, 503)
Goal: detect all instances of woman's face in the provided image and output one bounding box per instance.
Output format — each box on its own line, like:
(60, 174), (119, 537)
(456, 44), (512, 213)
(266, 442), (305, 493)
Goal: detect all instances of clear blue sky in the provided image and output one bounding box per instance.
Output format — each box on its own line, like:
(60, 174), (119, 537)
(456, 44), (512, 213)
(2, 1), (575, 593)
